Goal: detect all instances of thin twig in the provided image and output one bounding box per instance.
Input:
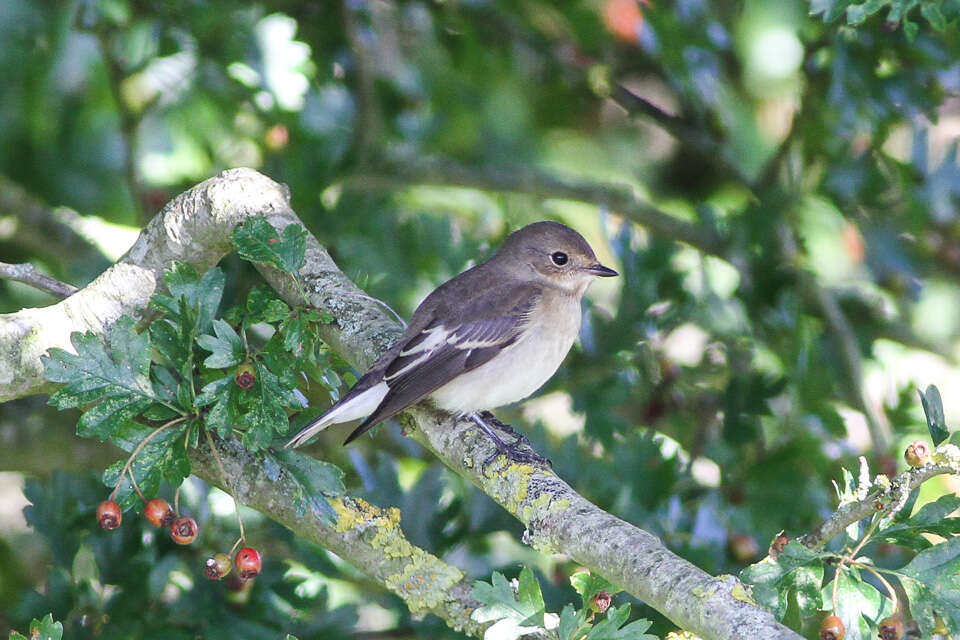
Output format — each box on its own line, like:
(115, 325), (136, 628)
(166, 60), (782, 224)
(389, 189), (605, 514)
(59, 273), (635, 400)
(852, 561), (899, 615)
(109, 417), (186, 501)
(0, 262), (78, 298)
(800, 456), (960, 550)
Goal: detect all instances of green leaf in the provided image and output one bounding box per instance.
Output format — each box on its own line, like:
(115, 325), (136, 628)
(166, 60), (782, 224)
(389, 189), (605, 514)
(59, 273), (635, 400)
(151, 263), (225, 333)
(197, 376), (240, 439)
(270, 448), (345, 496)
(820, 567), (892, 640)
(246, 284), (291, 323)
(13, 614), (63, 640)
(921, 2), (948, 28)
(196, 319), (245, 368)
(42, 316), (161, 440)
(919, 384), (949, 445)
(741, 541), (824, 621)
(897, 535), (960, 635)
(269, 448), (344, 524)
(471, 569), (545, 631)
(877, 494), (960, 550)
(558, 604), (588, 640)
(570, 571), (618, 608)
(231, 217), (306, 275)
(584, 604), (655, 640)
(237, 363), (299, 451)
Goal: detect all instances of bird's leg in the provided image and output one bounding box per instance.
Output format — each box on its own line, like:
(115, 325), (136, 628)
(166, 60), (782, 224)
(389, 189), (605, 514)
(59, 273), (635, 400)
(477, 410), (532, 448)
(469, 412), (550, 474)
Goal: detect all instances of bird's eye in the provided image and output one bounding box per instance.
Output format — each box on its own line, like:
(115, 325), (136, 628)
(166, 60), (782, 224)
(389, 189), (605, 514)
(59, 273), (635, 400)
(550, 251), (568, 266)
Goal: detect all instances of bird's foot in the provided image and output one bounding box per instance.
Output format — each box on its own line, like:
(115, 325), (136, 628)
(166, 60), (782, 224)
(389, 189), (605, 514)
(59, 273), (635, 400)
(470, 412), (551, 476)
(477, 411), (533, 447)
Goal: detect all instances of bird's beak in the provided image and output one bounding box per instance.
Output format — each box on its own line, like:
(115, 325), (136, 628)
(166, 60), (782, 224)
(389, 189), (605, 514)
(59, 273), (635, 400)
(584, 263), (619, 277)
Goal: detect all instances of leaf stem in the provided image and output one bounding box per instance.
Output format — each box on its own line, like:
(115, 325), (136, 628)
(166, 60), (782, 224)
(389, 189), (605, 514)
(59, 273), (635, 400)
(850, 561), (899, 615)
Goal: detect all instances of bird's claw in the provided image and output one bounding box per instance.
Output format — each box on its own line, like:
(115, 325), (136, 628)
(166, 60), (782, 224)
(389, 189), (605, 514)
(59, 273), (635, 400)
(471, 412), (551, 476)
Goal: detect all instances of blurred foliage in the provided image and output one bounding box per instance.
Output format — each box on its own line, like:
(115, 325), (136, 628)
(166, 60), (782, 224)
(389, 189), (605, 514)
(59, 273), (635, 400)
(4, 0), (960, 637)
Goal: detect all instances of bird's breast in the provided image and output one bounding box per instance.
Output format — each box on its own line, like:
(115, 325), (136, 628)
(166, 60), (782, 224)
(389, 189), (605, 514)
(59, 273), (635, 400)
(429, 294), (582, 413)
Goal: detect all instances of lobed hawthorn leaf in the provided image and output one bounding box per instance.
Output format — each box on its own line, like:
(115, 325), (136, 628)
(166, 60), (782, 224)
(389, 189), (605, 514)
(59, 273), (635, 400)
(196, 375), (239, 439)
(246, 284), (291, 323)
(236, 363), (302, 452)
(42, 316), (162, 440)
(8, 614), (63, 640)
(896, 535), (960, 635)
(231, 217), (306, 276)
(472, 568), (545, 630)
(150, 263), (225, 333)
(583, 604), (655, 640)
(197, 318), (245, 369)
(102, 421), (190, 509)
(919, 384), (949, 446)
(741, 541), (824, 622)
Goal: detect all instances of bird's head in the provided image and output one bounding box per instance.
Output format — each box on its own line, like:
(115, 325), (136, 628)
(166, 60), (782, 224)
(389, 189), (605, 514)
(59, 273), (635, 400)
(498, 221), (618, 295)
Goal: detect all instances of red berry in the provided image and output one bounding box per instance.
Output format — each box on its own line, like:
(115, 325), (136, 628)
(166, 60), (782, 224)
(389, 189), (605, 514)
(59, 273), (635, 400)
(234, 363), (256, 390)
(589, 590), (612, 614)
(235, 547), (262, 580)
(878, 616), (904, 640)
(169, 516), (199, 545)
(144, 498), (175, 528)
(267, 237), (278, 245)
(205, 553), (233, 580)
(904, 440), (929, 467)
(820, 614), (845, 640)
(97, 500), (122, 530)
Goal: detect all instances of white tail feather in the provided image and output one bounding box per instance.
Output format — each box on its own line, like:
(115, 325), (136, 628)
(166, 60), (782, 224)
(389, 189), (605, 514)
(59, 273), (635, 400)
(286, 382), (389, 448)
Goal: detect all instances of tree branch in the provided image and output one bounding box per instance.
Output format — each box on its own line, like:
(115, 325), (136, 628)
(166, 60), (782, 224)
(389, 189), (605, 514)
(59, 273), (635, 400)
(344, 159), (727, 258)
(0, 261), (78, 298)
(0, 169), (801, 640)
(0, 173), (111, 269)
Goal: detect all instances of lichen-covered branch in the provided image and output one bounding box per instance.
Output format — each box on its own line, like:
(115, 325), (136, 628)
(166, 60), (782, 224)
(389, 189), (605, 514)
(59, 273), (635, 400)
(0, 169), (800, 639)
(799, 445), (960, 550)
(189, 437), (482, 635)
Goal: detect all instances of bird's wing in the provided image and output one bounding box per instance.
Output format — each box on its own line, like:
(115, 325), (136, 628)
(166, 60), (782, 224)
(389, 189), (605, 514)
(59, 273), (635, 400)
(343, 285), (542, 443)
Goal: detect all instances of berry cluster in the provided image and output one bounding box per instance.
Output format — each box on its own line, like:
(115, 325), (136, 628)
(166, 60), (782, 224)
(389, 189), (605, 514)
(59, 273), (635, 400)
(819, 614), (908, 640)
(97, 495), (198, 545)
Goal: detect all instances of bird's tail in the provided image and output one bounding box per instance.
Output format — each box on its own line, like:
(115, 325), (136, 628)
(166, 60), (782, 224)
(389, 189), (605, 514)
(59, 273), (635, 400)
(285, 381), (389, 448)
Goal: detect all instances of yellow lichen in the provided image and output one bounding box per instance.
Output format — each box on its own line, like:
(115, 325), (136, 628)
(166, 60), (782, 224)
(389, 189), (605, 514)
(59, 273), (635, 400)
(330, 497), (379, 532)
(384, 553), (464, 614)
(730, 582), (756, 605)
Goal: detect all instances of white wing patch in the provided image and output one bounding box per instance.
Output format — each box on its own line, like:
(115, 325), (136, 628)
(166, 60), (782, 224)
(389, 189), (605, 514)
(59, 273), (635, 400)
(387, 326), (451, 381)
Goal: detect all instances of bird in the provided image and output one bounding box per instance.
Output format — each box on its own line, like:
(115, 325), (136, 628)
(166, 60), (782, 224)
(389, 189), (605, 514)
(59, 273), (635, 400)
(286, 221), (618, 464)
